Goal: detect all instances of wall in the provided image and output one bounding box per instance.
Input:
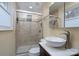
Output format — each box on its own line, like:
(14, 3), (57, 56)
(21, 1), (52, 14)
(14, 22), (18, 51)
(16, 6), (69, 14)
(42, 3), (53, 37)
(0, 2), (16, 55)
(42, 2), (79, 48)
(42, 3), (65, 38)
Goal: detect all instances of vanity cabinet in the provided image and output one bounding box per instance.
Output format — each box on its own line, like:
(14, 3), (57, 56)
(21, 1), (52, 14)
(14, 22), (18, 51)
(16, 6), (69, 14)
(39, 44), (50, 56)
(39, 43), (79, 56)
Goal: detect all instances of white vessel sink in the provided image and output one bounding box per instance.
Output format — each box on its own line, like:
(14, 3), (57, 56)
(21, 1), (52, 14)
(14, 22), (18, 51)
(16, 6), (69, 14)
(45, 37), (66, 47)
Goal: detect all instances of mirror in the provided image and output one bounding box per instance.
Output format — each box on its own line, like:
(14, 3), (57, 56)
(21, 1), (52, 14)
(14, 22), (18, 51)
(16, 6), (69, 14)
(64, 2), (79, 28)
(0, 2), (13, 30)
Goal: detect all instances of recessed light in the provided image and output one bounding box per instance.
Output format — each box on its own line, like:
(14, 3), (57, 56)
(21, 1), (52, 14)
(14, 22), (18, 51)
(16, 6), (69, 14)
(29, 6), (32, 9)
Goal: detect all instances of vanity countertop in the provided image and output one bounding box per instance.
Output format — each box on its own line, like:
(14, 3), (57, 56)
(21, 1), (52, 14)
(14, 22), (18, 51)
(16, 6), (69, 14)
(39, 42), (79, 56)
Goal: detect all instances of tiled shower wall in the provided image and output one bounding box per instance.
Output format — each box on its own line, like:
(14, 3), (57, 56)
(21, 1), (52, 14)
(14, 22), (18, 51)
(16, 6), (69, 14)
(16, 12), (42, 47)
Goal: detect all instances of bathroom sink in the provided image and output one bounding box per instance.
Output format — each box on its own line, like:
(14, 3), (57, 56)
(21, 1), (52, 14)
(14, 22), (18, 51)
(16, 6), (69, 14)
(45, 37), (66, 47)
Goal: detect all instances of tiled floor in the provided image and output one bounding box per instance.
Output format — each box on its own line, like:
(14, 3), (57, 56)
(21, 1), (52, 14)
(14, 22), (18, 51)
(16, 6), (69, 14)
(16, 52), (29, 56)
(16, 44), (39, 56)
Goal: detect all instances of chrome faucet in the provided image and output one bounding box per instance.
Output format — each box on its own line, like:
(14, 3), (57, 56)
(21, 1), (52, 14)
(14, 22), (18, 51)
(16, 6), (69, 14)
(63, 30), (71, 49)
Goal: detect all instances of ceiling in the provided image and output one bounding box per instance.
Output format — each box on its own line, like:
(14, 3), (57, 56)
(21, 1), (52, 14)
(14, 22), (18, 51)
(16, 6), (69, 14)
(16, 2), (45, 13)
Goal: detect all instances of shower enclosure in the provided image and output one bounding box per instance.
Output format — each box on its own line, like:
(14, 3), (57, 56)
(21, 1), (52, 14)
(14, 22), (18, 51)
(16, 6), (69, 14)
(16, 11), (42, 55)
